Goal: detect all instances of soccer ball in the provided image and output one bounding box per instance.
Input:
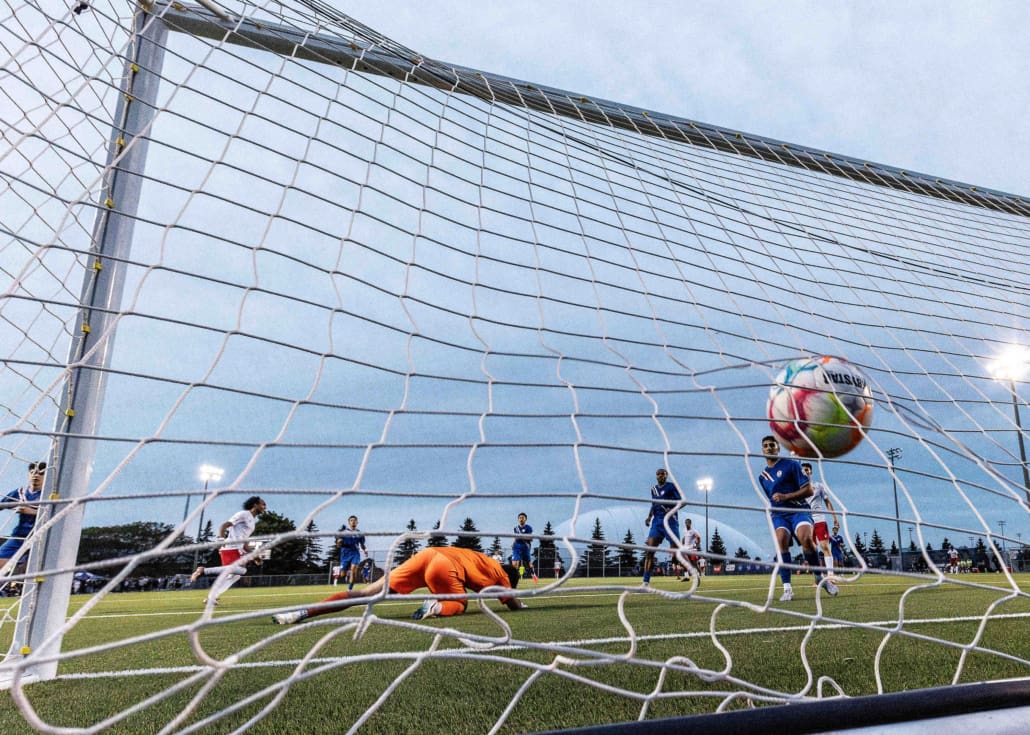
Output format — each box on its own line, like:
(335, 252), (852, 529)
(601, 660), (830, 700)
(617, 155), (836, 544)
(767, 356), (874, 458)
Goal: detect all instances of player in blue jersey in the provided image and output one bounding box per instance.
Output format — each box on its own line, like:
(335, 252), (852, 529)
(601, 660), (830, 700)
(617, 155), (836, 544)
(829, 523), (847, 569)
(512, 513), (538, 582)
(643, 468), (681, 586)
(0, 461), (45, 578)
(336, 515), (367, 590)
(758, 436), (837, 601)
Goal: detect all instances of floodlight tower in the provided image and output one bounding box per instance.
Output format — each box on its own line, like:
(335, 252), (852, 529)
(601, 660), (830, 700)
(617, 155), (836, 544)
(194, 464), (224, 568)
(988, 346), (1030, 504)
(887, 447), (903, 570)
(696, 478), (713, 553)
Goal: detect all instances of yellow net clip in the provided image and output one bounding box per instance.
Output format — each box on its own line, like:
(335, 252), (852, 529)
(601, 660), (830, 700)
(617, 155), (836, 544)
(81, 323), (91, 334)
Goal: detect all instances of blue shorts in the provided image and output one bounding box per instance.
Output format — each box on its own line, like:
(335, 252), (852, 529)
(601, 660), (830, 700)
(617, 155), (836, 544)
(511, 544), (532, 565)
(647, 515), (680, 545)
(771, 509), (813, 536)
(339, 548), (362, 569)
(0, 537), (26, 560)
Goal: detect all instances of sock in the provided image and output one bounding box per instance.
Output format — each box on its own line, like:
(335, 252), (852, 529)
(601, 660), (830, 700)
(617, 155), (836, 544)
(804, 549), (822, 582)
(779, 551), (792, 586)
(308, 589), (352, 619)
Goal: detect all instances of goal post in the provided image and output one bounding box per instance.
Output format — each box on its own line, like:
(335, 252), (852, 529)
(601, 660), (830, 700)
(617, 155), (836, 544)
(4, 6), (169, 682)
(0, 0), (1028, 732)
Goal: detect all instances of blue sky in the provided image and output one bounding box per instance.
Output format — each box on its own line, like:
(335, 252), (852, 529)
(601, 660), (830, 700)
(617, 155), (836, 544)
(355, 0), (1029, 197)
(1, 0), (1028, 566)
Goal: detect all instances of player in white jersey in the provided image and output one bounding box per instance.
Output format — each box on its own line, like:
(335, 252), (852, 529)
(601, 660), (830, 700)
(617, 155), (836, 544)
(679, 517), (703, 582)
(801, 464), (838, 581)
(191, 496), (267, 606)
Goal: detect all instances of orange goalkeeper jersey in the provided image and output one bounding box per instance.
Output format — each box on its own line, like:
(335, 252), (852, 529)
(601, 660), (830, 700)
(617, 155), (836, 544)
(387, 546), (511, 596)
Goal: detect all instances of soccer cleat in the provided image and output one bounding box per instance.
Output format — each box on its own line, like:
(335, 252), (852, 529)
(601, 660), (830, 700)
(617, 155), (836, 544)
(190, 566), (204, 583)
(824, 579), (839, 597)
(273, 609), (308, 625)
(412, 599), (442, 620)
(531, 574), (539, 583)
(779, 588), (794, 602)
(204, 597), (219, 607)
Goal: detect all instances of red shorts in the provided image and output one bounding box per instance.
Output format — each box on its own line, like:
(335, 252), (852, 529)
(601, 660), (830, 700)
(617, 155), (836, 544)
(813, 521), (830, 543)
(219, 549), (244, 566)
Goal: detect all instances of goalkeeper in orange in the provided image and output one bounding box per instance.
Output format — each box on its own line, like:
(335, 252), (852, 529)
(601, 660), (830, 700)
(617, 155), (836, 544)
(273, 546), (526, 624)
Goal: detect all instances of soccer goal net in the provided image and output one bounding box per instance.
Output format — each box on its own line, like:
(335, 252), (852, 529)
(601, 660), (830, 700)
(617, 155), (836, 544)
(1, 0), (1028, 732)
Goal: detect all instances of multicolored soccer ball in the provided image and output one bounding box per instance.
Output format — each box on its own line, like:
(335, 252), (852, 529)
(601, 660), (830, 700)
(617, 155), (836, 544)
(767, 356), (874, 458)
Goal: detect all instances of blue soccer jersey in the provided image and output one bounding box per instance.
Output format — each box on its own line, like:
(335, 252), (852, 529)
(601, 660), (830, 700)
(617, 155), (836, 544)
(649, 481), (681, 520)
(758, 458), (811, 509)
(512, 523), (533, 563)
(830, 532), (846, 562)
(2, 486), (40, 536)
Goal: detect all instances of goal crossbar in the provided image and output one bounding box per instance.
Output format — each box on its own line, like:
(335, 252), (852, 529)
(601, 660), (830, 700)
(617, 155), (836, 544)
(160, 1), (1029, 218)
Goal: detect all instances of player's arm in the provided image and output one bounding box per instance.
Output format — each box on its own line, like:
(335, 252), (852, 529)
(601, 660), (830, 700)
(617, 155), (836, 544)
(218, 521), (232, 539)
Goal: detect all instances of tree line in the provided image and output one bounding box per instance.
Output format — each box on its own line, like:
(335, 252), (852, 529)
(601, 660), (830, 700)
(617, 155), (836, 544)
(73, 513), (744, 578)
(75, 512), (957, 578)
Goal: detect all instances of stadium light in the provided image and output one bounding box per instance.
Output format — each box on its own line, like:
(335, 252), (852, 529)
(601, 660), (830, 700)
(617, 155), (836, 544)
(988, 346), (1030, 503)
(194, 464), (224, 568)
(696, 477), (713, 553)
(886, 447), (903, 571)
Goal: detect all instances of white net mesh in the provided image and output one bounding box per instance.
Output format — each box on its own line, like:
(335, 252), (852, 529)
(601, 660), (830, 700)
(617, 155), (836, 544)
(1, 0), (1029, 732)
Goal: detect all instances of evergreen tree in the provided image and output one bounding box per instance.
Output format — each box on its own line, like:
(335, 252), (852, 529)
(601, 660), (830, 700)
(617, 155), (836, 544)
(889, 540), (898, 555)
(618, 529), (638, 571)
(709, 528), (727, 557)
(580, 517), (609, 576)
(254, 510), (307, 574)
(908, 539), (918, 552)
(869, 529), (886, 554)
(198, 519), (219, 566)
(453, 517), (484, 552)
(734, 547), (751, 560)
(853, 533), (867, 556)
(488, 535), (503, 558)
(536, 521), (557, 574)
(427, 520), (448, 547)
(303, 521), (325, 571)
(393, 519), (422, 566)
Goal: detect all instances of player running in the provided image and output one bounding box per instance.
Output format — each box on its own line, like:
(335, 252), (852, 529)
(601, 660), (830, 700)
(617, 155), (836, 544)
(643, 468), (681, 586)
(512, 512), (538, 582)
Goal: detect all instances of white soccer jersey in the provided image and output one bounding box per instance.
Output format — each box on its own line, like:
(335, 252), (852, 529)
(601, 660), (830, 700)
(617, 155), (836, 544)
(223, 509), (257, 551)
(808, 481), (832, 522)
(683, 528), (702, 551)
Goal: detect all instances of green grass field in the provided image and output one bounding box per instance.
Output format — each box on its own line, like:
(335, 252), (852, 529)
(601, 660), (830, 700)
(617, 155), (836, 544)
(2, 572), (1029, 734)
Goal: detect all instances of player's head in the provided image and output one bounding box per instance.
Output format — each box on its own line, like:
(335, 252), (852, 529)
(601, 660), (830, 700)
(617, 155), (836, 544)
(501, 562), (520, 590)
(27, 461), (46, 488)
(761, 435), (780, 457)
(801, 462), (813, 476)
(243, 496), (266, 514)
(655, 468), (668, 483)
(517, 513), (527, 524)
(685, 517), (692, 528)
(832, 523), (840, 533)
(348, 515), (358, 528)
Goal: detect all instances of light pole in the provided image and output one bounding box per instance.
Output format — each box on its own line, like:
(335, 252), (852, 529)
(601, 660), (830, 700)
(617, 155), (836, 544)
(696, 477), (713, 553)
(887, 447), (903, 570)
(998, 520), (1007, 553)
(193, 464), (224, 568)
(988, 346), (1030, 503)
